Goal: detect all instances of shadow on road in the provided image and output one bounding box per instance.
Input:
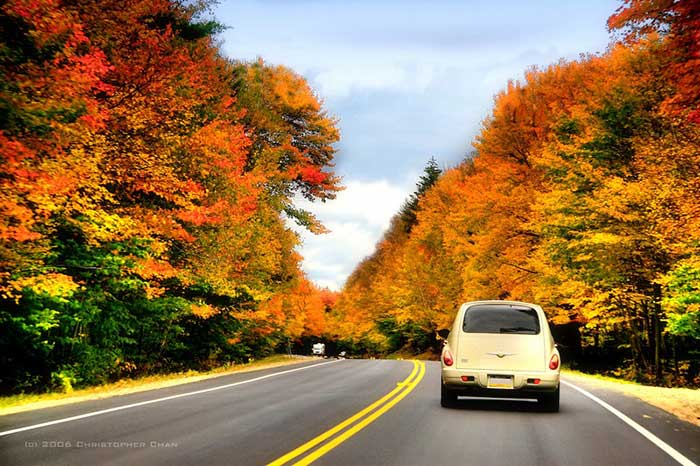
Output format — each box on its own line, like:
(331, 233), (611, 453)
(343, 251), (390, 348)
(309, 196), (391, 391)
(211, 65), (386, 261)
(445, 397), (555, 413)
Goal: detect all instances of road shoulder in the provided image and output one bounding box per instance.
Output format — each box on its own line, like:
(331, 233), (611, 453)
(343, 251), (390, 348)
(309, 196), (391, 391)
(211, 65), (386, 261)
(0, 355), (315, 417)
(563, 373), (700, 464)
(563, 370), (700, 427)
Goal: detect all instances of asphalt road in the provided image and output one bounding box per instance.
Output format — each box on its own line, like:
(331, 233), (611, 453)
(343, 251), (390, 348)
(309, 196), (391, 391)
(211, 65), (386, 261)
(1, 359), (698, 466)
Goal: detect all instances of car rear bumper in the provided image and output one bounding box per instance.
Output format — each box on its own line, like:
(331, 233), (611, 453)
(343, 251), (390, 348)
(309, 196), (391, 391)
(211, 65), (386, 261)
(442, 368), (559, 395)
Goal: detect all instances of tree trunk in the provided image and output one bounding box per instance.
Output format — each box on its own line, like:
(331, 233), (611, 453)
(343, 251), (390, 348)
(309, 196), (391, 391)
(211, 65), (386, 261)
(671, 335), (679, 381)
(653, 284), (662, 384)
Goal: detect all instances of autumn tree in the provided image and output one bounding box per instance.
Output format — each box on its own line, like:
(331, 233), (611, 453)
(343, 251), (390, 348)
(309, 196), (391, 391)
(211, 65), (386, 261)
(608, 0), (700, 122)
(231, 59), (342, 233)
(337, 24), (699, 385)
(0, 0), (342, 393)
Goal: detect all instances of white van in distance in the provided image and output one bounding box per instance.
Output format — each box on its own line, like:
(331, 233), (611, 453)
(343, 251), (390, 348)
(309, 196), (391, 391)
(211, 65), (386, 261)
(312, 343), (326, 357)
(440, 300), (561, 411)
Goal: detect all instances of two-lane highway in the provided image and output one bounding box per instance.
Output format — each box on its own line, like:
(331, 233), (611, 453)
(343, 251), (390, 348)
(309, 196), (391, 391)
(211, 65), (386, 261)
(1, 359), (698, 466)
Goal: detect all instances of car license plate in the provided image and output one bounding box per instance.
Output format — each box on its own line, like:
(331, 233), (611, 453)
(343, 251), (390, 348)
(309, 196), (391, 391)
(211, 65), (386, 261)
(487, 375), (513, 389)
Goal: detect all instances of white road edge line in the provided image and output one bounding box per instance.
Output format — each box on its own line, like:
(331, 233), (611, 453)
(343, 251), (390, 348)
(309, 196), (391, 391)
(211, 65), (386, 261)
(0, 360), (342, 438)
(561, 380), (697, 466)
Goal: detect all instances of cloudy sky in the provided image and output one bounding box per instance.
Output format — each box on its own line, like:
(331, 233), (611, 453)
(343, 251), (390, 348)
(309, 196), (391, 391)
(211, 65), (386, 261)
(215, 0), (620, 290)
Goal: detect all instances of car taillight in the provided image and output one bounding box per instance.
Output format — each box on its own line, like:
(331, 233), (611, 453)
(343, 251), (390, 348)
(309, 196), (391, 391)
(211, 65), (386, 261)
(443, 349), (454, 366)
(549, 354), (560, 370)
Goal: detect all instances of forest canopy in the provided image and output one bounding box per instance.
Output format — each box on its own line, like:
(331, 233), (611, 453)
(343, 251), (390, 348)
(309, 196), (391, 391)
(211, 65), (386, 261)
(332, 0), (700, 386)
(0, 0), (339, 394)
(2, 0), (699, 393)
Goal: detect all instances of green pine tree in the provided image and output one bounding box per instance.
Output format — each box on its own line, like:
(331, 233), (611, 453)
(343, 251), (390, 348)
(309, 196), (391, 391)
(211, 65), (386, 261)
(399, 157), (442, 233)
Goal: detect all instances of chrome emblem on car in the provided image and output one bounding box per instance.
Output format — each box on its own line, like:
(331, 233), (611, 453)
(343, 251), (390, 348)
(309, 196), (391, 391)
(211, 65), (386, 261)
(487, 352), (515, 358)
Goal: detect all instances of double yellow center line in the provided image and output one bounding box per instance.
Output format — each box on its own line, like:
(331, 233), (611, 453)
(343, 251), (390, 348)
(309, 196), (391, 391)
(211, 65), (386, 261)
(267, 360), (426, 466)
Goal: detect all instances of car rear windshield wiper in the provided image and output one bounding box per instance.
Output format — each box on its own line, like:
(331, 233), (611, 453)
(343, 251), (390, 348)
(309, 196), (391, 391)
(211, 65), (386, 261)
(499, 327), (536, 333)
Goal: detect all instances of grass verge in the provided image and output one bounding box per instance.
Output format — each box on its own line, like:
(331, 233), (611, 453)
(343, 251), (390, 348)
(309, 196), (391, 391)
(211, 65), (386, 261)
(563, 369), (700, 427)
(0, 354), (313, 417)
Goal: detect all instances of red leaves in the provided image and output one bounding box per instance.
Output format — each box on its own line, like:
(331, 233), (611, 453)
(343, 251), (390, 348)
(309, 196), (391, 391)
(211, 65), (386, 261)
(78, 111), (108, 131)
(176, 196), (258, 227)
(61, 50), (114, 93)
(177, 205), (224, 226)
(181, 180), (206, 199)
(298, 166), (329, 185)
(0, 134), (35, 168)
(5, 0), (68, 38)
(609, 0), (700, 123)
(1, 0), (344, 369)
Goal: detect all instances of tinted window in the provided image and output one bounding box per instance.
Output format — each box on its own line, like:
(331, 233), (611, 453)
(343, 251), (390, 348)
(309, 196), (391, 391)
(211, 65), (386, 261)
(463, 304), (540, 334)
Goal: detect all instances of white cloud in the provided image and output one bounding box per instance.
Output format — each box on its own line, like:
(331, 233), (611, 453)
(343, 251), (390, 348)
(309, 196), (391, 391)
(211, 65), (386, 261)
(291, 178), (417, 290)
(297, 178), (412, 228)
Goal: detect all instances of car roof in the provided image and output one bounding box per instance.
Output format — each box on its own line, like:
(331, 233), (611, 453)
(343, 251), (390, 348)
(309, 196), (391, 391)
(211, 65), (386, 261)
(462, 300), (541, 308)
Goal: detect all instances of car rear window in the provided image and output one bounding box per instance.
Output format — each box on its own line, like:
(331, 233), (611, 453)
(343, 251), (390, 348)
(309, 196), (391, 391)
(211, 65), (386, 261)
(462, 304), (540, 334)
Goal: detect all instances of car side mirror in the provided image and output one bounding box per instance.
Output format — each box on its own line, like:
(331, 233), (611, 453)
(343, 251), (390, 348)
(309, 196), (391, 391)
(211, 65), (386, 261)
(437, 328), (450, 339)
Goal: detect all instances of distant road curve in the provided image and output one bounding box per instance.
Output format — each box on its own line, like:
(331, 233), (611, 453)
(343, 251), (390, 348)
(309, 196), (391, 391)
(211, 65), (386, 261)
(1, 359), (698, 466)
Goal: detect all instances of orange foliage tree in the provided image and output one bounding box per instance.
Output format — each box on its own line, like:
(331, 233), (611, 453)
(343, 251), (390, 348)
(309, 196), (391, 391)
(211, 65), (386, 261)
(0, 0), (340, 393)
(337, 26), (700, 384)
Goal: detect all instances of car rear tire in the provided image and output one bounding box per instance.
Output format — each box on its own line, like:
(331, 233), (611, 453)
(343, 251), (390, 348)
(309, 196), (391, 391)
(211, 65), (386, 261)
(441, 384), (458, 408)
(539, 385), (560, 412)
